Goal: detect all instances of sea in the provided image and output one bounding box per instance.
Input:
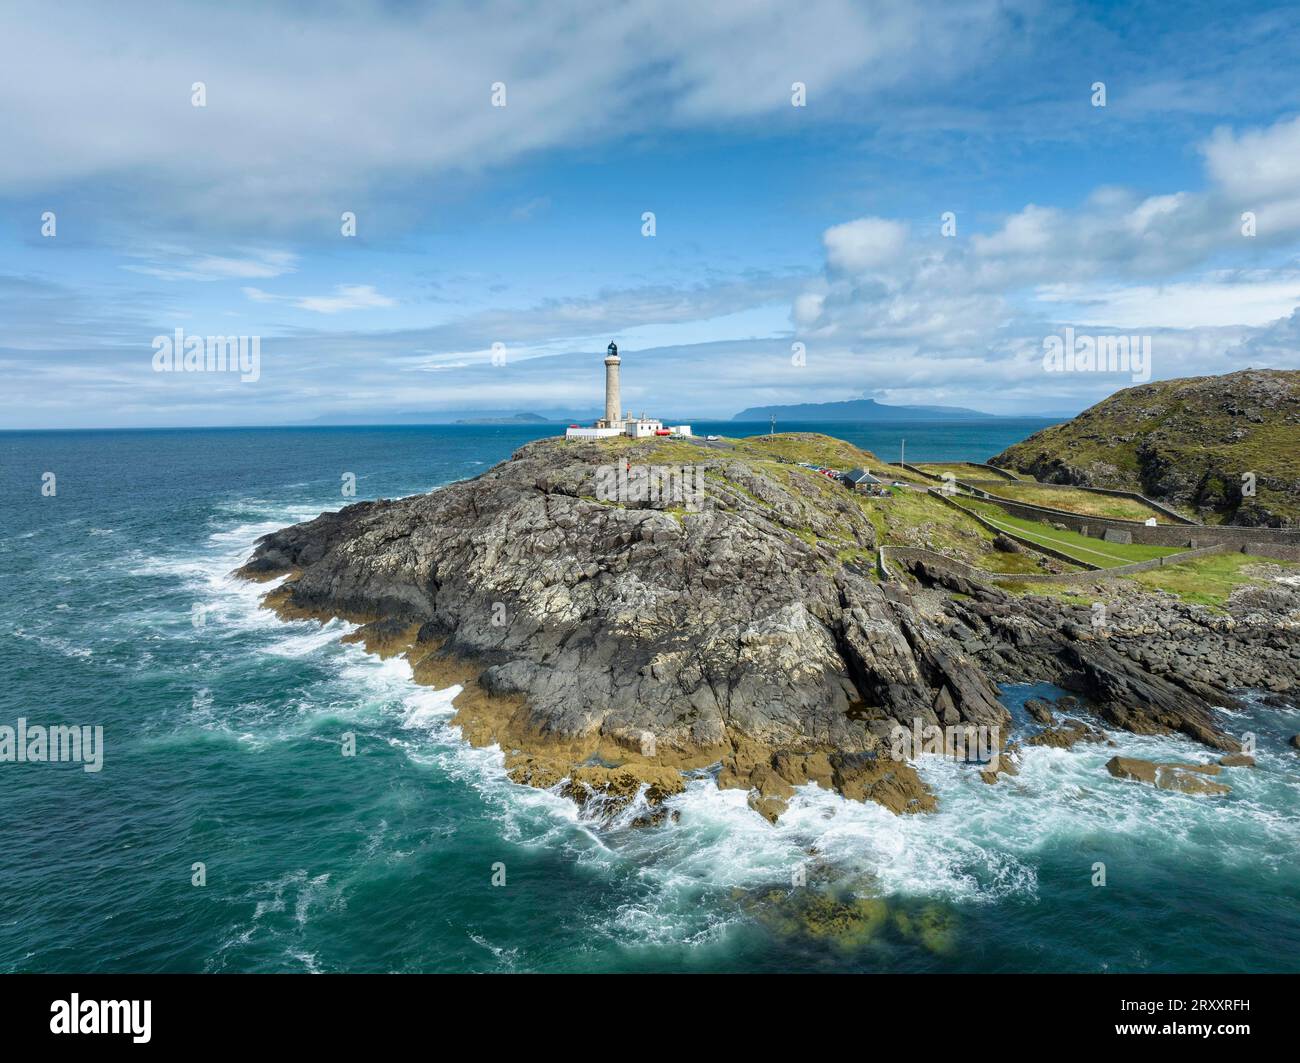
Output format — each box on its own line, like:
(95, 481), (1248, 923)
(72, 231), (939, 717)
(2, 420), (1298, 973)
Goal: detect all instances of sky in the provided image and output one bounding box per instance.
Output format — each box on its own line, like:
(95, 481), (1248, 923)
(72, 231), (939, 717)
(3, 0), (1300, 428)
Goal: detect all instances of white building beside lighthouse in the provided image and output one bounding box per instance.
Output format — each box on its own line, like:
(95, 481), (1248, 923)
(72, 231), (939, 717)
(565, 341), (691, 440)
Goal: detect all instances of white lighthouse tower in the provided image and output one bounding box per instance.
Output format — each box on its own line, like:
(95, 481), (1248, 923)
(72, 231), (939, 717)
(601, 340), (621, 427)
(565, 340), (689, 439)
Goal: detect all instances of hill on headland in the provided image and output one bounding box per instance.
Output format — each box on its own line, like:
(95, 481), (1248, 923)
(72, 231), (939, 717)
(989, 369), (1300, 526)
(237, 431), (1296, 824)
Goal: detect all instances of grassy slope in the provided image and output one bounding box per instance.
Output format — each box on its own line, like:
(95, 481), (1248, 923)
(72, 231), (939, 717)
(1004, 552), (1300, 610)
(977, 481), (1174, 523)
(961, 499), (1183, 567)
(574, 433), (1291, 603)
(584, 433), (1069, 575)
(989, 369), (1300, 524)
(1131, 552), (1300, 609)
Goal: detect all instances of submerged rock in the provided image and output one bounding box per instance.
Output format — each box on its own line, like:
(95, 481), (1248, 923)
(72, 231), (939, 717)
(754, 889), (891, 953)
(979, 741), (1021, 784)
(893, 904), (960, 956)
(1023, 697), (1054, 725)
(1105, 755), (1231, 796)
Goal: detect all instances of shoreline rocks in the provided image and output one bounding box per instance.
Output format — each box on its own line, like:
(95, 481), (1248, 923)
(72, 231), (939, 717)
(237, 433), (1297, 821)
(1105, 755), (1232, 796)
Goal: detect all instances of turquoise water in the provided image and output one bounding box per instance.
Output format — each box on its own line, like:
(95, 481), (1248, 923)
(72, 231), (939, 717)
(2, 422), (1298, 973)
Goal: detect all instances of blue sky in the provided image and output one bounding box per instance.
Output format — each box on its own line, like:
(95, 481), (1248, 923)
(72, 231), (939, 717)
(3, 0), (1300, 428)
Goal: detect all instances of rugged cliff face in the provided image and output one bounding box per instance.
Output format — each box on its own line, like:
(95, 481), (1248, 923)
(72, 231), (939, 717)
(990, 369), (1300, 526)
(238, 433), (1292, 820)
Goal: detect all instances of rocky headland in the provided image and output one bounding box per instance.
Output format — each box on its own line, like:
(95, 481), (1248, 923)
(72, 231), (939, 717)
(990, 368), (1300, 526)
(238, 433), (1300, 822)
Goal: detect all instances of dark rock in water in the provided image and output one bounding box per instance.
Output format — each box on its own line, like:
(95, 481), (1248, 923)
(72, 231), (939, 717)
(1027, 719), (1106, 749)
(236, 433), (1287, 817)
(1023, 697), (1054, 725)
(1290, 735), (1300, 750)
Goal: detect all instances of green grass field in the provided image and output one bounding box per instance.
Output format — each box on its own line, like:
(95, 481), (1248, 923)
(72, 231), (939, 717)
(960, 499), (1185, 568)
(1132, 551), (1300, 608)
(1002, 551), (1299, 610)
(856, 488), (1081, 575)
(976, 481), (1175, 523)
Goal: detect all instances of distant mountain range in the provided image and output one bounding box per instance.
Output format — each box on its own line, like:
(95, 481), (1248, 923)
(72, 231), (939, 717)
(731, 398), (1000, 422)
(299, 409), (574, 426)
(297, 398), (1011, 427)
(453, 412), (549, 425)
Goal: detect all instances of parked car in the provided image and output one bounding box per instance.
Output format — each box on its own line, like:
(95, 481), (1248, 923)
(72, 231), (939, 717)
(706, 434), (721, 441)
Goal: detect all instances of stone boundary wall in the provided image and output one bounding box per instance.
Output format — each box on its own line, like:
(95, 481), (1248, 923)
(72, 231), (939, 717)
(888, 461), (1297, 547)
(892, 461), (942, 480)
(954, 486), (1300, 547)
(879, 543), (1236, 587)
(927, 489), (1098, 569)
(1241, 542), (1300, 563)
(957, 478), (1197, 525)
(960, 461), (1021, 480)
(890, 460), (1018, 482)
(895, 461), (1193, 528)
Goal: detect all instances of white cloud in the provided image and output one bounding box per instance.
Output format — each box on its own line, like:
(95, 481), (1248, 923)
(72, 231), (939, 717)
(0, 0), (1011, 230)
(1202, 114), (1300, 202)
(296, 285), (397, 314)
(124, 247), (297, 282)
(1036, 276), (1300, 329)
(242, 284), (397, 314)
(790, 112), (1300, 409)
(823, 218), (909, 273)
(971, 204), (1060, 258)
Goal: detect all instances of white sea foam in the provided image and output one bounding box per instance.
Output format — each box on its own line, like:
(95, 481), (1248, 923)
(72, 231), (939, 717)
(180, 497), (1300, 958)
(11, 628), (93, 660)
(262, 620), (356, 658)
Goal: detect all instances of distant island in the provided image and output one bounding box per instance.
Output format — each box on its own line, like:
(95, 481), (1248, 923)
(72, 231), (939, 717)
(453, 412), (550, 425)
(732, 398), (1000, 422)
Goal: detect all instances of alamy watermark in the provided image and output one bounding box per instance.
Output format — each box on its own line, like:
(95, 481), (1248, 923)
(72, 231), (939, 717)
(50, 994), (150, 1043)
(1043, 327), (1150, 383)
(1, 718), (103, 772)
(152, 328), (261, 382)
(889, 717), (1000, 771)
(595, 464), (704, 511)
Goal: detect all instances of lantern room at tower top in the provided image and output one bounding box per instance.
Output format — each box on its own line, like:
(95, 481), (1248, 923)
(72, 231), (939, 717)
(564, 341), (692, 440)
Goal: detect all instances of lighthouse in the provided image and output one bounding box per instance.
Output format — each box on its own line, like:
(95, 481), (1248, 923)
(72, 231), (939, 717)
(603, 341), (621, 426)
(564, 340), (689, 439)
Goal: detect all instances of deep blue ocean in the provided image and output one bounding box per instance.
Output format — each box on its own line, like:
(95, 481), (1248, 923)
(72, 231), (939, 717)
(2, 420), (1298, 973)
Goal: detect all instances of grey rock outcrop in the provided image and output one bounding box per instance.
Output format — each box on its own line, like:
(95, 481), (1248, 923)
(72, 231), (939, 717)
(239, 434), (1295, 813)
